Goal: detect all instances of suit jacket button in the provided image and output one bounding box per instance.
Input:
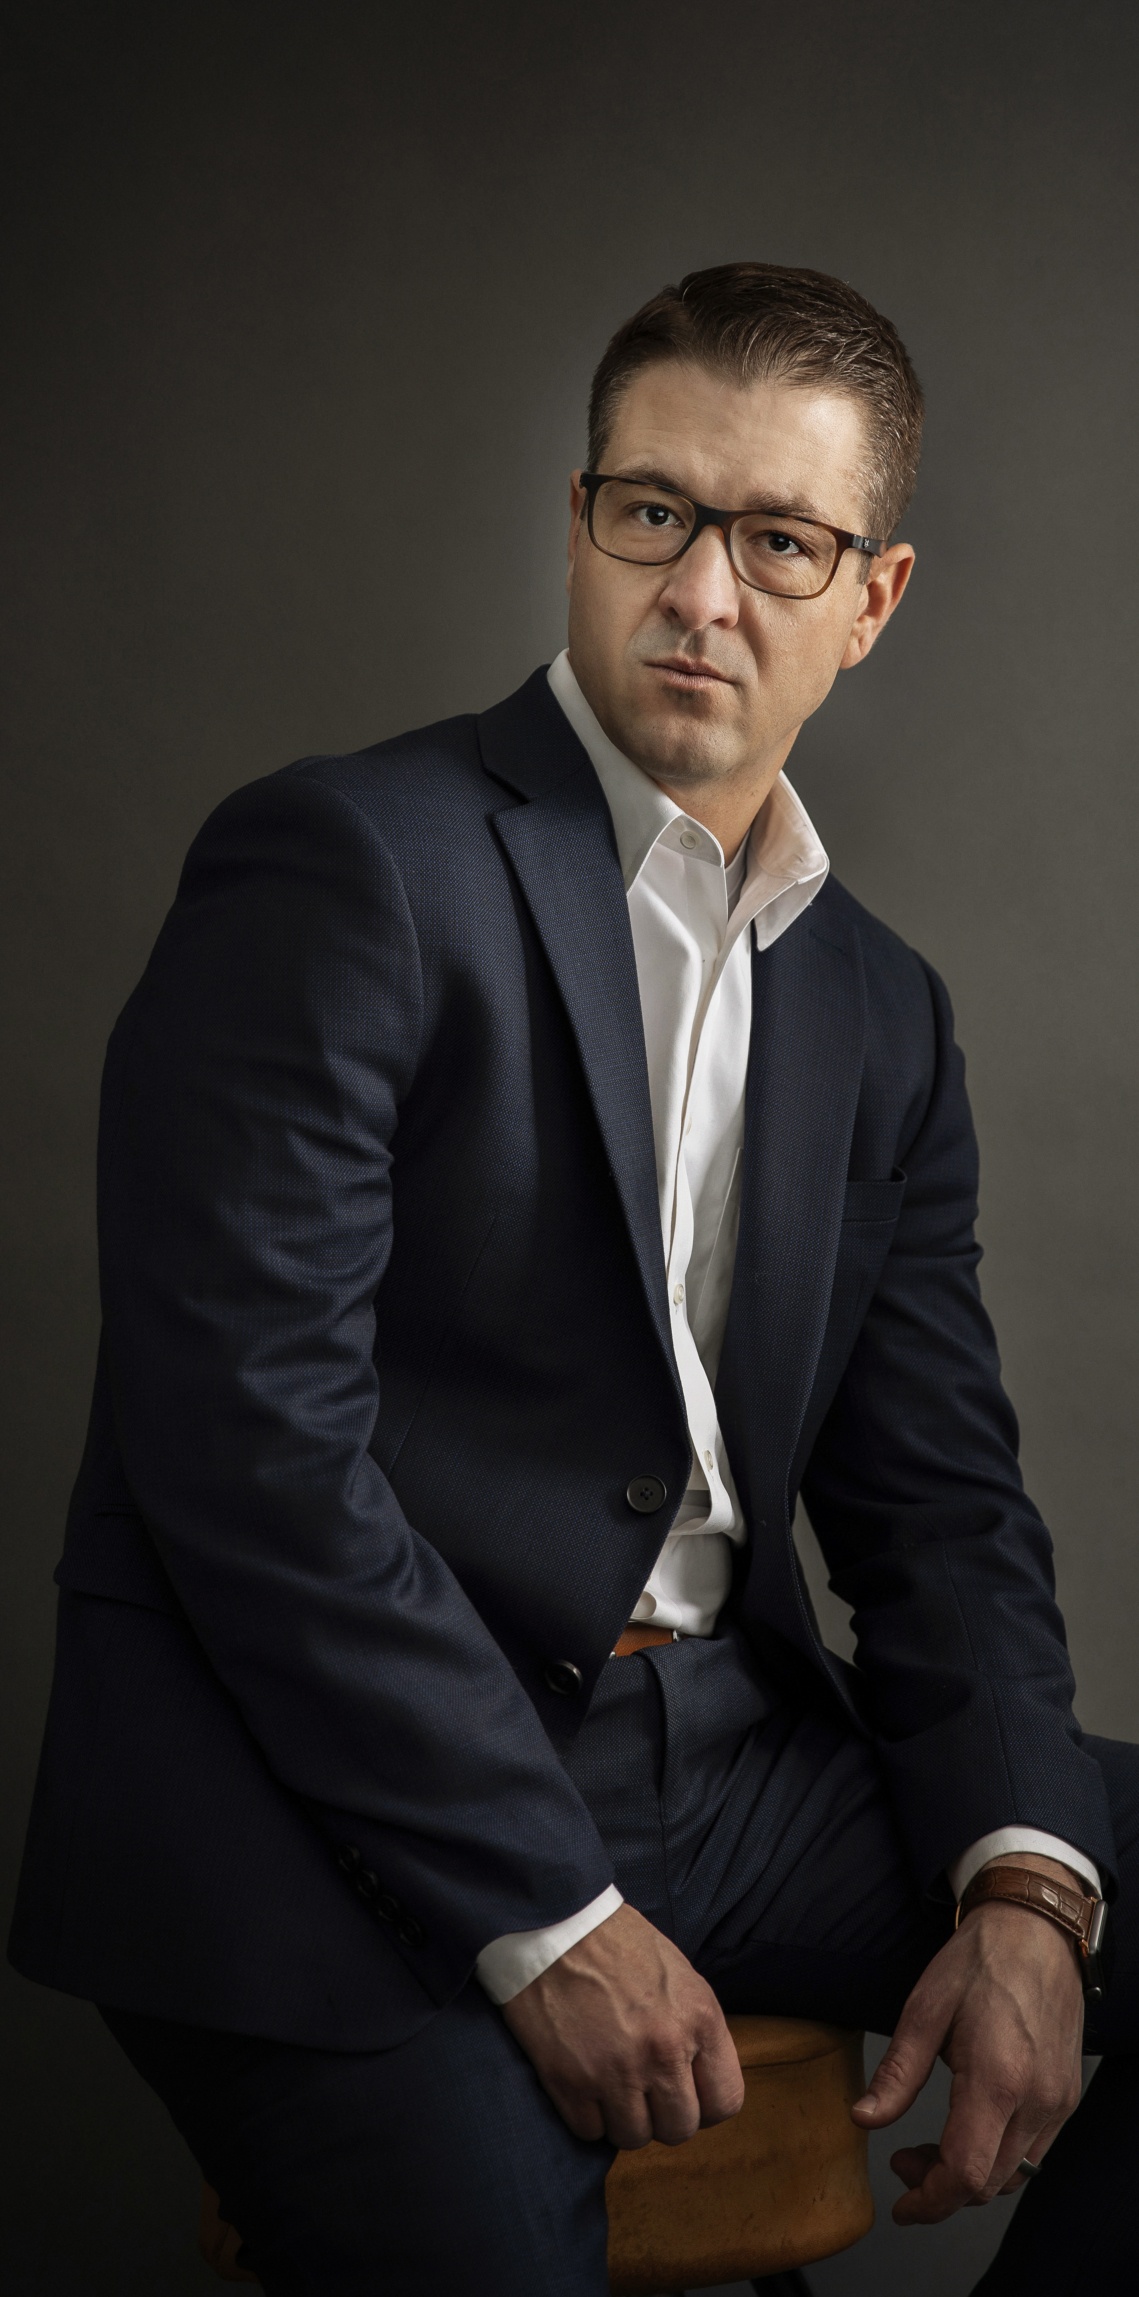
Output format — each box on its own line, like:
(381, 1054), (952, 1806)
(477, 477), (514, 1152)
(626, 1476), (667, 1514)
(337, 1843), (362, 1875)
(397, 1914), (426, 1946)
(375, 1890), (400, 1923)
(543, 1659), (584, 1696)
(356, 1868), (380, 1901)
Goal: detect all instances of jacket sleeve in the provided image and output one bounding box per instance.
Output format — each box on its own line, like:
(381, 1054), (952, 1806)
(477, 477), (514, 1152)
(799, 959), (1116, 1894)
(97, 767), (615, 2002)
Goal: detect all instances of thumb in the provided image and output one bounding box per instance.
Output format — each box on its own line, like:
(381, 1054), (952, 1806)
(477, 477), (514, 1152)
(852, 2019), (940, 2129)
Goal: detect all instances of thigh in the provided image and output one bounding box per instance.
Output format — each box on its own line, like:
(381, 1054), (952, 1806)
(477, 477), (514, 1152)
(102, 1981), (612, 2297)
(641, 1632), (954, 2033)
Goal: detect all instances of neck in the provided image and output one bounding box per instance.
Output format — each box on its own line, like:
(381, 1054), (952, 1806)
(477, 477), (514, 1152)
(645, 747), (794, 863)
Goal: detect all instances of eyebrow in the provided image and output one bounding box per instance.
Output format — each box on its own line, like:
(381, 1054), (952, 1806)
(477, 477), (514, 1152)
(609, 465), (832, 522)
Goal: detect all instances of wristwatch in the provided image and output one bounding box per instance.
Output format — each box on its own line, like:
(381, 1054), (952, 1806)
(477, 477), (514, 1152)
(956, 1864), (1108, 2001)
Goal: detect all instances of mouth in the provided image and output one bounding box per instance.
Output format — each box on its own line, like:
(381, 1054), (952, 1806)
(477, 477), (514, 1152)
(644, 657), (735, 693)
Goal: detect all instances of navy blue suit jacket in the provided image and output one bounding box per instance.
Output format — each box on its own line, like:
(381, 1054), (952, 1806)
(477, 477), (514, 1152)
(9, 668), (1115, 2046)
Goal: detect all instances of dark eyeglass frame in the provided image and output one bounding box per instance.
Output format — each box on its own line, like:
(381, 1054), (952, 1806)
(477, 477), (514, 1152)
(579, 470), (883, 599)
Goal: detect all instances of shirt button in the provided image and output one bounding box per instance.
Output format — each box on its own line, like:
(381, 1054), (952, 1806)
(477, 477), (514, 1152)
(680, 829), (699, 850)
(626, 1476), (668, 1514)
(703, 1449), (715, 1472)
(673, 1283), (684, 1305)
(543, 1658), (584, 1696)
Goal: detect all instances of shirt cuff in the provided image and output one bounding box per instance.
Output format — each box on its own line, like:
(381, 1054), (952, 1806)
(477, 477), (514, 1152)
(947, 1828), (1102, 1902)
(475, 1885), (625, 2006)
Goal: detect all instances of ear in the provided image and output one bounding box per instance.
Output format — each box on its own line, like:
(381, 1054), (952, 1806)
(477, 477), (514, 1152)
(566, 471), (586, 595)
(840, 542), (915, 669)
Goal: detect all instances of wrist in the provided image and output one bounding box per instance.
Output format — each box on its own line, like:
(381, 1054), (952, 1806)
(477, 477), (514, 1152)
(957, 1860), (1107, 2001)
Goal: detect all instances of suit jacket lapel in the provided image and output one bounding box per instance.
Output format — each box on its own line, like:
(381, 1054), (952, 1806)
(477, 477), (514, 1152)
(717, 896), (867, 1560)
(477, 674), (679, 1387)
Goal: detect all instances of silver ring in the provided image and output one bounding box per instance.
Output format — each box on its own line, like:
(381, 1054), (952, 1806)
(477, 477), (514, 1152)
(1017, 2156), (1043, 2180)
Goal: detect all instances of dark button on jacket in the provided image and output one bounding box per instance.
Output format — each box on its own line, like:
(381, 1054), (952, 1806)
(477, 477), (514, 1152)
(543, 1659), (584, 1696)
(626, 1475), (667, 1514)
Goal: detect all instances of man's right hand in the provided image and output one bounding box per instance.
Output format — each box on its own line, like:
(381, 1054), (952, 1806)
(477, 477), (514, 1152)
(501, 1902), (745, 2148)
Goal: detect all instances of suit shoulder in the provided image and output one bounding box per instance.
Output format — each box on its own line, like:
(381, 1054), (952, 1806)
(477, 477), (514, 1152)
(283, 711), (490, 838)
(815, 876), (948, 1034)
(177, 712), (496, 895)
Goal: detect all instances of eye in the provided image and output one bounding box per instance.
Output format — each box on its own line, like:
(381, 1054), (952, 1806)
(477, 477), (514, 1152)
(764, 529), (805, 556)
(630, 499), (685, 530)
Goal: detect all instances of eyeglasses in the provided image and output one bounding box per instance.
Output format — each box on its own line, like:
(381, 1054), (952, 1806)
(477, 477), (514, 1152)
(579, 471), (883, 600)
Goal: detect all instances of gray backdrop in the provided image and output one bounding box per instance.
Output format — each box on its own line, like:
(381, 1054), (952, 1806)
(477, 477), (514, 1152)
(3, 4), (1137, 2291)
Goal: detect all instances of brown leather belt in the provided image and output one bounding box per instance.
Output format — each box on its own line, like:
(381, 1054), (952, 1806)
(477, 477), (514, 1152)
(612, 1625), (679, 1657)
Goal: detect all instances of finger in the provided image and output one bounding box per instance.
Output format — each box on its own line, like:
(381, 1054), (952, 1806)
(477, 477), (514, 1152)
(600, 2084), (657, 2150)
(1001, 2149), (1047, 2186)
(542, 2081), (608, 2144)
(995, 2090), (1081, 2196)
(643, 2078), (702, 2147)
(889, 2142), (940, 2192)
(852, 2000), (945, 2130)
(892, 2076), (1016, 2224)
(995, 2133), (1056, 2198)
(987, 2100), (1072, 2199)
(692, 2028), (746, 2128)
(940, 2055), (1080, 2211)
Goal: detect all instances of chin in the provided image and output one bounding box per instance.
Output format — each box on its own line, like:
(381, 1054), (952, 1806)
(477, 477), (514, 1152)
(629, 719), (738, 786)
(633, 735), (739, 790)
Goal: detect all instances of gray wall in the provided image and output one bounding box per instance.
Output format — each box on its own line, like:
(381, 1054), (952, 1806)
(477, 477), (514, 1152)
(3, 4), (1137, 2290)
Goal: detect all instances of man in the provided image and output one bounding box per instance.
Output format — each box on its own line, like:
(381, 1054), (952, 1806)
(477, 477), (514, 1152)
(10, 263), (1137, 2294)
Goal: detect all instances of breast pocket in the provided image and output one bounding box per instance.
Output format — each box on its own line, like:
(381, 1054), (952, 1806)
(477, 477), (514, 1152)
(841, 1170), (907, 1226)
(831, 1169), (907, 1340)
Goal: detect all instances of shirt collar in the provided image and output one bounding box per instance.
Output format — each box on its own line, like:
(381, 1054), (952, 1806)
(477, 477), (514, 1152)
(547, 650), (681, 890)
(546, 650), (829, 927)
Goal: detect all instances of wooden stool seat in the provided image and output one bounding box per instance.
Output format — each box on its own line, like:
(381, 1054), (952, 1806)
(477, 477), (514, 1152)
(606, 2017), (872, 2291)
(199, 2015), (872, 2292)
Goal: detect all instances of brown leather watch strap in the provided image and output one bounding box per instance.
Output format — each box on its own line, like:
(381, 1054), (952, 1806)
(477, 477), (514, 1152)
(956, 1865), (1108, 1999)
(958, 1863), (1094, 1945)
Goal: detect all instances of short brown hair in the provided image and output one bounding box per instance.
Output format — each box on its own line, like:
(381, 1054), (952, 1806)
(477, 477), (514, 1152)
(587, 262), (924, 539)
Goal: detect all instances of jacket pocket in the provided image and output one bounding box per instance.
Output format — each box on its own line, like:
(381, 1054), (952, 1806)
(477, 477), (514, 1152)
(55, 1509), (182, 1617)
(841, 1169), (906, 1225)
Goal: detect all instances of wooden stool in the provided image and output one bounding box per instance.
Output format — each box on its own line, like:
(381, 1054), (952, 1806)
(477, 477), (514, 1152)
(606, 2018), (872, 2291)
(199, 2016), (872, 2292)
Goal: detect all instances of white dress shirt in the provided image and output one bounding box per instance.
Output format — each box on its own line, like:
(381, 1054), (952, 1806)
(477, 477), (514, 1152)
(474, 653), (1098, 2007)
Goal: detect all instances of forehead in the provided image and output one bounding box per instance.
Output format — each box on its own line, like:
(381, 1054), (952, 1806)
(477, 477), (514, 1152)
(602, 360), (870, 526)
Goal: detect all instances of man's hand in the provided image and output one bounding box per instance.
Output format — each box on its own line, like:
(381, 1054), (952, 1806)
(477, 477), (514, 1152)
(852, 1856), (1086, 2223)
(501, 1902), (745, 2148)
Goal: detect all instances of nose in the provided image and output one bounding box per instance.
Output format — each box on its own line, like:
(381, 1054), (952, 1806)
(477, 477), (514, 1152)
(657, 524), (741, 630)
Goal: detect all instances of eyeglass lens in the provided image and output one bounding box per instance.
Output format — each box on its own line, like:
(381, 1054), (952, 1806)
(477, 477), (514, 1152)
(590, 478), (841, 597)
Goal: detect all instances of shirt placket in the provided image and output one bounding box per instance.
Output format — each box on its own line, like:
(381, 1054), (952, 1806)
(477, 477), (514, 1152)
(664, 836), (737, 1535)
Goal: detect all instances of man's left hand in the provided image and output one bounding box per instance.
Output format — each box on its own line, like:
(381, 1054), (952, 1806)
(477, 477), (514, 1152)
(851, 1855), (1086, 2224)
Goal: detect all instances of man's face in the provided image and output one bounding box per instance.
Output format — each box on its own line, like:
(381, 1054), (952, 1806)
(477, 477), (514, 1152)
(566, 360), (913, 797)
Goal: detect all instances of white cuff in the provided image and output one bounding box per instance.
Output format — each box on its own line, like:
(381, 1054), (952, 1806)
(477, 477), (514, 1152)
(948, 1828), (1102, 1902)
(475, 1885), (625, 2006)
